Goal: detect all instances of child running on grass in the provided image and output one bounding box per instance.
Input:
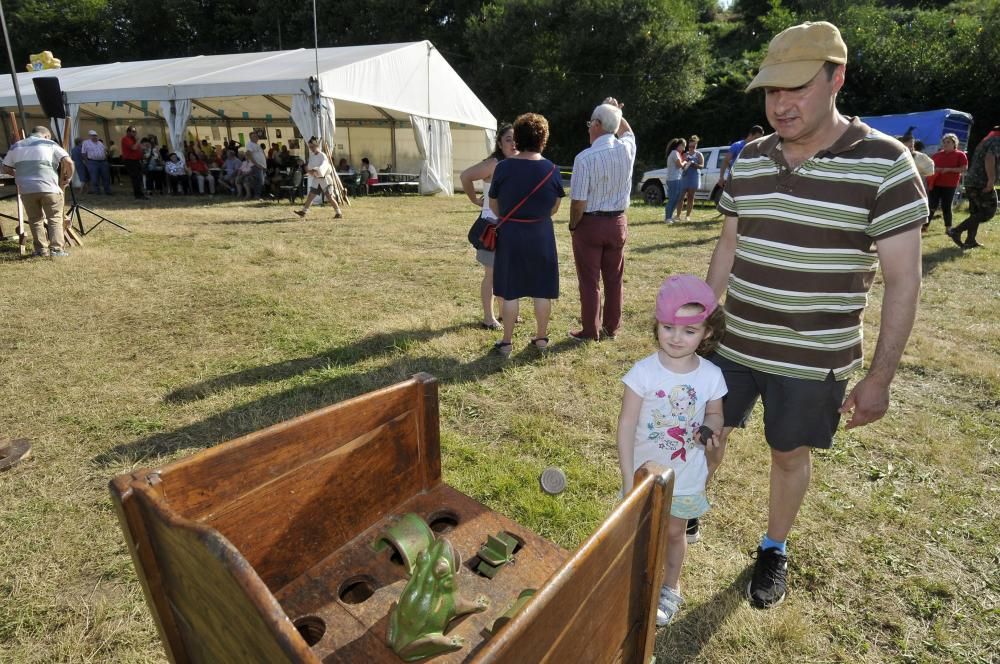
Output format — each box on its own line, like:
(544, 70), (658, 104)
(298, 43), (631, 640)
(617, 274), (727, 626)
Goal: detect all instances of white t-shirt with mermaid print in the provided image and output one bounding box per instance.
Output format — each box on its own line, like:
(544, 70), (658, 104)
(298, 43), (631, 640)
(622, 353), (727, 496)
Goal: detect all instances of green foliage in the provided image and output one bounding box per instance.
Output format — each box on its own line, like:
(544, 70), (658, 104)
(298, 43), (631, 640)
(464, 0), (709, 164)
(6, 0), (109, 65)
(2, 0), (999, 159)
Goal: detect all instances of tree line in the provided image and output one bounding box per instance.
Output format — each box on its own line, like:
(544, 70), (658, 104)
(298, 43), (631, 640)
(3, 0), (998, 169)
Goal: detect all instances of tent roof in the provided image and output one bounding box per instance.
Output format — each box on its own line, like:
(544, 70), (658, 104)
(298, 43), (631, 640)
(0, 41), (495, 129)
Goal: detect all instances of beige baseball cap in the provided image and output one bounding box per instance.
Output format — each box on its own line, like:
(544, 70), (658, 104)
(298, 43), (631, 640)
(746, 21), (847, 91)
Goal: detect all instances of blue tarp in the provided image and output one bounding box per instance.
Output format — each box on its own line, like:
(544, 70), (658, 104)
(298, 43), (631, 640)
(861, 109), (974, 153)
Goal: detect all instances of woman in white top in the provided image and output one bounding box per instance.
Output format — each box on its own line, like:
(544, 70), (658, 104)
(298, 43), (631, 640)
(460, 124), (517, 329)
(295, 138), (343, 218)
(361, 157), (378, 186)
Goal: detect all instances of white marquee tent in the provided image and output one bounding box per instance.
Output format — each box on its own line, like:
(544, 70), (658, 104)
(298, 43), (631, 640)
(0, 41), (498, 194)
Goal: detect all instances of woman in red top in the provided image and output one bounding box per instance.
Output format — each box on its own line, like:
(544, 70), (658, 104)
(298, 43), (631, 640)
(187, 151), (216, 195)
(928, 133), (968, 232)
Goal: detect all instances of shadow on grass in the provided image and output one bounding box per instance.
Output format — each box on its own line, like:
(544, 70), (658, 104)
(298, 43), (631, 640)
(164, 324), (472, 403)
(631, 235), (718, 254)
(93, 322), (575, 466)
(921, 243), (966, 276)
(631, 215), (723, 228)
(654, 566), (752, 662)
(216, 217), (300, 225)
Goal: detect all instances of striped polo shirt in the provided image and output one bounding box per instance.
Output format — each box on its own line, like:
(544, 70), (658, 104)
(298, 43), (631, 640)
(2, 135), (70, 194)
(716, 117), (928, 380)
(570, 131), (636, 212)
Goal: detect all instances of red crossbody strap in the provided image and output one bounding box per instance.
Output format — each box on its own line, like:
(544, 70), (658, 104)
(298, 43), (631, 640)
(495, 164), (558, 232)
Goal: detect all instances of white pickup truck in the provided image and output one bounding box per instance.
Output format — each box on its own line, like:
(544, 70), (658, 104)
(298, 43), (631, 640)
(635, 145), (727, 205)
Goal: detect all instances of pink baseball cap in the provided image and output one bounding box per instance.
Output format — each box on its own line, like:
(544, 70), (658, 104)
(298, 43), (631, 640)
(655, 274), (718, 325)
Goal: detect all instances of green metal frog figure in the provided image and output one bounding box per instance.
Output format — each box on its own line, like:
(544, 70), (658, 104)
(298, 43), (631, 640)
(387, 536), (489, 661)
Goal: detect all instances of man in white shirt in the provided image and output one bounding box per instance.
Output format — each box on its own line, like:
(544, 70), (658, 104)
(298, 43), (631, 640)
(79, 129), (111, 195)
(568, 97), (636, 341)
(244, 131), (267, 199)
(2, 126), (74, 257)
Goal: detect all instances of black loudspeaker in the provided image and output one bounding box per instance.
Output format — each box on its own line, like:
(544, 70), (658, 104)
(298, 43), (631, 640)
(32, 77), (66, 119)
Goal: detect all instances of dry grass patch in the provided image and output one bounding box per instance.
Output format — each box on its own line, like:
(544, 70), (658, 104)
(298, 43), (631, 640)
(1, 192), (997, 662)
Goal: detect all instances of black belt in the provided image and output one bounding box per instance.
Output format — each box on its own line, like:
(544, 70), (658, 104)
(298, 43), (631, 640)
(88, 159), (106, 162)
(586, 210), (624, 217)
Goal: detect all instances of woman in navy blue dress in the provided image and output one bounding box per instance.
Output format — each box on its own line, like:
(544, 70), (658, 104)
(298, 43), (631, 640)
(488, 113), (565, 356)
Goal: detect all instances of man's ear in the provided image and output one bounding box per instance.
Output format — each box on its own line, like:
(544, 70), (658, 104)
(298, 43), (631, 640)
(831, 64), (846, 95)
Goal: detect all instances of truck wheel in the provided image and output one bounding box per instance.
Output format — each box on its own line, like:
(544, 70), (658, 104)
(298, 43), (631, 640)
(642, 182), (664, 206)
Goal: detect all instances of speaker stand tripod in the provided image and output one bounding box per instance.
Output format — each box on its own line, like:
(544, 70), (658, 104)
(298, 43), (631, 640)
(52, 119), (130, 236)
(66, 190), (130, 235)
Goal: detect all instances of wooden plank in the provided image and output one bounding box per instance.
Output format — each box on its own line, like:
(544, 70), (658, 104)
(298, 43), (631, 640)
(205, 410), (426, 590)
(110, 475), (190, 663)
(15, 186), (26, 256)
(63, 221), (83, 247)
(473, 465), (673, 663)
(158, 377), (432, 520)
(131, 482), (319, 664)
(416, 373), (441, 487)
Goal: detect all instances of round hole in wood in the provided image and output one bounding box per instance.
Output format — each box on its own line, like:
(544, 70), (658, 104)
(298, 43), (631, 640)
(427, 510), (459, 534)
(338, 576), (376, 604)
(293, 615), (325, 646)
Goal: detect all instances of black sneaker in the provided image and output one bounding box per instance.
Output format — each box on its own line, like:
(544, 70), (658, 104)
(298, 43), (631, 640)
(947, 227), (964, 248)
(747, 546), (788, 609)
(686, 518), (701, 544)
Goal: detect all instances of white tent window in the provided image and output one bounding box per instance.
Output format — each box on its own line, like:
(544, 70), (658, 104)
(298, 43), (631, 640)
(410, 115), (453, 196)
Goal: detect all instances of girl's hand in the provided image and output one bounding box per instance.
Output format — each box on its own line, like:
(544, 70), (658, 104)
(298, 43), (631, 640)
(696, 425), (719, 448)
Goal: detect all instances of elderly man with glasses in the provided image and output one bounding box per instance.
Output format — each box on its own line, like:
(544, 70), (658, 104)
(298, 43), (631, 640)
(567, 97), (636, 342)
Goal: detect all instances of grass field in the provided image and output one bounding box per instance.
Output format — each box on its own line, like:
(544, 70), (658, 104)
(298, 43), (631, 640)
(0, 190), (997, 663)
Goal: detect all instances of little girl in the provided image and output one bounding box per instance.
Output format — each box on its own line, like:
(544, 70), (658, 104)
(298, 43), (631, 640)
(617, 274), (727, 626)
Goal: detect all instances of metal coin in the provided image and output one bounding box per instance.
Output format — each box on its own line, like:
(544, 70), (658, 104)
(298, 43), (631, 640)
(539, 467), (566, 495)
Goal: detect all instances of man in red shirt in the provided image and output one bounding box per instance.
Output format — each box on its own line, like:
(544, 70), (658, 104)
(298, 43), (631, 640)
(121, 125), (149, 200)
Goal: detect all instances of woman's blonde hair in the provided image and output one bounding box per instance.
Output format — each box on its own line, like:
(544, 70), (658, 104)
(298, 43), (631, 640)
(941, 133), (959, 147)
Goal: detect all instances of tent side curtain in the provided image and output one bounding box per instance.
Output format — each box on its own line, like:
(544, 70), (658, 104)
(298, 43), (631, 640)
(49, 103), (79, 146)
(410, 114), (453, 196)
(159, 100), (192, 158)
(291, 94), (336, 146)
(484, 129), (496, 158)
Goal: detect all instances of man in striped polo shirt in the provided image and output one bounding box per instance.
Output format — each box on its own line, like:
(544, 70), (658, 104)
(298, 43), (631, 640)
(2, 126), (75, 257)
(568, 97), (636, 342)
(706, 22), (926, 609)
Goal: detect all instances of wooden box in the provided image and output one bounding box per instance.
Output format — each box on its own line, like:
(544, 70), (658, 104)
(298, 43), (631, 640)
(110, 373), (673, 663)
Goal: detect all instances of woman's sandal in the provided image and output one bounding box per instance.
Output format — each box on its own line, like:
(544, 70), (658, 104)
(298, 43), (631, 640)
(480, 321), (502, 331)
(530, 336), (549, 351)
(493, 340), (513, 357)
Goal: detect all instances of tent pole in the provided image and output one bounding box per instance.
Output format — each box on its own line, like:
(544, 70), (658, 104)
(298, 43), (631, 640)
(391, 123), (396, 172)
(0, 0), (28, 135)
(1, 110), (11, 147)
